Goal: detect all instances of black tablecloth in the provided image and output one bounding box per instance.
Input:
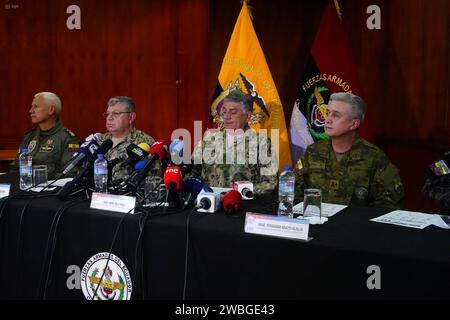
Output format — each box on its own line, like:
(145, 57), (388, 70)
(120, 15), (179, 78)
(1, 174), (450, 300)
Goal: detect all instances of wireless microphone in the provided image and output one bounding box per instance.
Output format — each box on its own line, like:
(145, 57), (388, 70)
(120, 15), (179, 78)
(126, 141), (169, 190)
(232, 181), (254, 200)
(222, 189), (242, 213)
(58, 139), (113, 200)
(196, 192), (221, 213)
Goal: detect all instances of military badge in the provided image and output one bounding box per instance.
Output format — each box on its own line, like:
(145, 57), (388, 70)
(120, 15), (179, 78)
(81, 252), (132, 300)
(27, 140), (37, 153)
(40, 145), (54, 152)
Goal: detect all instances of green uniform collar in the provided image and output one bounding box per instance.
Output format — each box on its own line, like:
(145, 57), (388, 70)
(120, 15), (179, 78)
(326, 133), (364, 162)
(104, 127), (139, 147)
(37, 120), (64, 137)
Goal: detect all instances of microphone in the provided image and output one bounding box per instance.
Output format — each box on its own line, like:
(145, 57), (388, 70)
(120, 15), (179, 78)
(169, 139), (184, 165)
(58, 139), (113, 200)
(164, 166), (183, 191)
(350, 187), (369, 206)
(196, 192), (221, 213)
(126, 141), (169, 190)
(121, 143), (150, 167)
(107, 153), (128, 180)
(133, 159), (149, 171)
(232, 181), (254, 200)
(164, 166), (183, 209)
(182, 177), (211, 207)
(61, 133), (103, 175)
(222, 189), (242, 214)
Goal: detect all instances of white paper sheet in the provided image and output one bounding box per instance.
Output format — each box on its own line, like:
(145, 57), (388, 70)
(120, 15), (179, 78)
(293, 202), (347, 217)
(371, 210), (448, 229)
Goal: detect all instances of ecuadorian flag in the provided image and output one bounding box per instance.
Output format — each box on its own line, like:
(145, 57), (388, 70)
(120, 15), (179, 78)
(210, 1), (292, 172)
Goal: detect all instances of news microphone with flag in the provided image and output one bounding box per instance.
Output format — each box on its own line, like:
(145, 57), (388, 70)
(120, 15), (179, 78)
(222, 189), (242, 214)
(120, 143), (150, 167)
(126, 141), (169, 190)
(232, 181), (254, 200)
(58, 139), (113, 200)
(61, 133), (103, 175)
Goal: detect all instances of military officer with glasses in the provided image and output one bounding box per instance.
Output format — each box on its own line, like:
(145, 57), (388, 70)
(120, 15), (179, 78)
(102, 96), (161, 183)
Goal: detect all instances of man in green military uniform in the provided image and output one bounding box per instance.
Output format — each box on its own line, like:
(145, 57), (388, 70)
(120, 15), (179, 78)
(102, 96), (161, 183)
(294, 92), (403, 208)
(9, 92), (81, 179)
(191, 90), (278, 194)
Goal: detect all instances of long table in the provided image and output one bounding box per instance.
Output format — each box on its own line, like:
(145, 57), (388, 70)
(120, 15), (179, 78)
(1, 174), (449, 300)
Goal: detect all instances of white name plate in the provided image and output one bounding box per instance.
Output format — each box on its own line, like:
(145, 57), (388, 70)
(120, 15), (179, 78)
(0, 184), (11, 199)
(90, 192), (136, 214)
(244, 212), (310, 241)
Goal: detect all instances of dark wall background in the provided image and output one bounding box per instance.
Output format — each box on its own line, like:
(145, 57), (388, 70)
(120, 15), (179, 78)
(0, 0), (209, 146)
(1, 0), (449, 212)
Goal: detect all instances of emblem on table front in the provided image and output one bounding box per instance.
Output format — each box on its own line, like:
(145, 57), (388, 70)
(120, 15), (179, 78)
(80, 252), (132, 300)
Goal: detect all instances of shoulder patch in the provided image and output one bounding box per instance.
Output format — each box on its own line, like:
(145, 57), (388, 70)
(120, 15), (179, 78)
(296, 159), (303, 171)
(64, 128), (76, 137)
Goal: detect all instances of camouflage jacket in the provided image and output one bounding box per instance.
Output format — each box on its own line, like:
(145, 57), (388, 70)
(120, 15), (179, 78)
(294, 135), (404, 208)
(422, 172), (450, 211)
(103, 127), (162, 183)
(9, 120), (81, 179)
(191, 129), (278, 194)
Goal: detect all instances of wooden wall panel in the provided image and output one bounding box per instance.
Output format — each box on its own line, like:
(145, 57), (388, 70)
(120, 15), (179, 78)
(176, 0), (210, 140)
(0, 0), (208, 147)
(341, 0), (450, 146)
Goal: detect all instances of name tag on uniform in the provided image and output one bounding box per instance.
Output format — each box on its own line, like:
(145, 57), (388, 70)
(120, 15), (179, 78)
(0, 184), (11, 199)
(244, 212), (310, 241)
(90, 193), (136, 214)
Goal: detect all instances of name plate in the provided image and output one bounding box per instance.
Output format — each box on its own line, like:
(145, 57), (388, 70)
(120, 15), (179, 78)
(90, 192), (136, 214)
(244, 212), (310, 241)
(0, 184), (11, 199)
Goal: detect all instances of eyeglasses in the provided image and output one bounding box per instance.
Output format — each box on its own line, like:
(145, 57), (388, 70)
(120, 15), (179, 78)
(103, 111), (131, 118)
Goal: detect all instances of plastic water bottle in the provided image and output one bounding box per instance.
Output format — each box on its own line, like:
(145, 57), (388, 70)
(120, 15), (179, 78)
(19, 148), (33, 190)
(94, 154), (108, 193)
(278, 165), (295, 218)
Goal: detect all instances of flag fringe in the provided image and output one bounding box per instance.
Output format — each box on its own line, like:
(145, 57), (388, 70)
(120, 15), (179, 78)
(333, 0), (342, 22)
(241, 0), (253, 20)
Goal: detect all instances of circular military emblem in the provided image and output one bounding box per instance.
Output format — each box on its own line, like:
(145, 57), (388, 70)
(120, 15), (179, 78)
(80, 252), (132, 300)
(305, 86), (329, 140)
(27, 140), (37, 153)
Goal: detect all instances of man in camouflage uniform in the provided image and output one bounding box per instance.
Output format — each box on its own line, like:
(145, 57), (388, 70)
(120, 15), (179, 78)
(422, 152), (450, 211)
(9, 92), (81, 179)
(295, 92), (403, 208)
(102, 96), (161, 183)
(191, 90), (278, 194)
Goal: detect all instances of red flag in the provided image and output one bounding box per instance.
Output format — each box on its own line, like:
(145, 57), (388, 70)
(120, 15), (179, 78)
(289, 1), (373, 164)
